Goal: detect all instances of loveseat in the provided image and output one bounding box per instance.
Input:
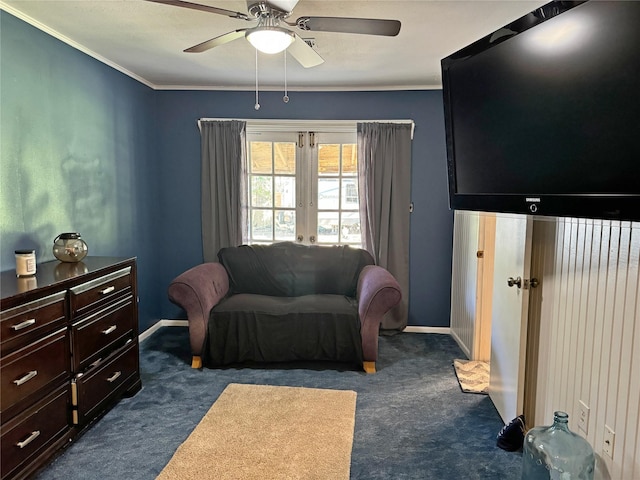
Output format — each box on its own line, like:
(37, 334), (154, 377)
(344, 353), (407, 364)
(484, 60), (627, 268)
(167, 242), (401, 373)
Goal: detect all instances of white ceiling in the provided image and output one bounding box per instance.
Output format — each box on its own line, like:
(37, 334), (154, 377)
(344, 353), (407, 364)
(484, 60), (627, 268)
(1, 0), (547, 91)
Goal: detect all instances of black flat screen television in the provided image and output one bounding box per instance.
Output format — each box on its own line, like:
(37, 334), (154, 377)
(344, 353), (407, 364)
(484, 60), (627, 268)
(441, 0), (640, 221)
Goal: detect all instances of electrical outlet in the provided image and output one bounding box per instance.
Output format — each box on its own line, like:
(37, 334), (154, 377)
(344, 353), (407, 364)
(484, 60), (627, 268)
(603, 425), (615, 458)
(578, 400), (590, 434)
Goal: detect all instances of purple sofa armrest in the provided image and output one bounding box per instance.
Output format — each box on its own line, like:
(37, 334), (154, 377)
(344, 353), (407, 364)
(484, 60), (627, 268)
(356, 265), (402, 373)
(167, 263), (229, 367)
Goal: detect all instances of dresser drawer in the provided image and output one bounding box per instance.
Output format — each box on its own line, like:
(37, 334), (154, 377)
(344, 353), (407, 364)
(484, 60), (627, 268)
(0, 328), (70, 416)
(71, 296), (135, 372)
(0, 292), (66, 356)
(72, 341), (139, 425)
(69, 267), (132, 318)
(1, 385), (70, 480)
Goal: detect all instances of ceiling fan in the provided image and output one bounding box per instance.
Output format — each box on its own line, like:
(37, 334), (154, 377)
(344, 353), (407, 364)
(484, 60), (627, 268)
(147, 0), (401, 68)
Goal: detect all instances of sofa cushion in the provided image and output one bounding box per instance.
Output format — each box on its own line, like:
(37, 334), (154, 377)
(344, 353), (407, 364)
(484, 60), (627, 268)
(206, 293), (363, 366)
(218, 242), (374, 297)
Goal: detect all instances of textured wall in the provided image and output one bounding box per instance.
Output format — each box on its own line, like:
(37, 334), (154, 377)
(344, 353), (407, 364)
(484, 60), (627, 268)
(532, 219), (640, 480)
(449, 211), (480, 358)
(0, 11), (160, 328)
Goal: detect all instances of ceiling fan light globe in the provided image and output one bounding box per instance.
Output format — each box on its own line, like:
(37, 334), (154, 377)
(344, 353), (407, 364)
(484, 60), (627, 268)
(246, 27), (294, 54)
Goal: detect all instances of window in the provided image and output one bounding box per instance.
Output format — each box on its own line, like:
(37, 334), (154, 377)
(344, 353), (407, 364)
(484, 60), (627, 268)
(316, 141), (359, 245)
(247, 134), (297, 243)
(246, 122), (360, 247)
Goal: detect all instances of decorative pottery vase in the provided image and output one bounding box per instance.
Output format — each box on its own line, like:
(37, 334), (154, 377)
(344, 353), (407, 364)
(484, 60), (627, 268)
(522, 411), (595, 480)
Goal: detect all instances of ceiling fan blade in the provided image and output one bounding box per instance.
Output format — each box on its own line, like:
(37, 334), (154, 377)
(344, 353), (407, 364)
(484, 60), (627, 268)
(147, 0), (250, 21)
(184, 30), (248, 53)
(294, 17), (401, 36)
(287, 34), (324, 68)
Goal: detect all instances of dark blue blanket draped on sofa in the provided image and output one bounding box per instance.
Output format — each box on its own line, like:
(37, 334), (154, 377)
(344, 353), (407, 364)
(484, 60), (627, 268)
(206, 243), (372, 366)
(167, 241), (402, 373)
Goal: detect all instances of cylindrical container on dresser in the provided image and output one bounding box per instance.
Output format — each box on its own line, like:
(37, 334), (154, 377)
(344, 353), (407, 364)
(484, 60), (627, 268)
(15, 250), (36, 276)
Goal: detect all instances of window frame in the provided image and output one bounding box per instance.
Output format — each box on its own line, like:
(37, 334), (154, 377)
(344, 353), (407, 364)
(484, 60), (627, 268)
(245, 121), (360, 247)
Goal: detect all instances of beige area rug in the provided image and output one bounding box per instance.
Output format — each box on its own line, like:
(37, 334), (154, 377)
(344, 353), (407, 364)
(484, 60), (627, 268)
(157, 383), (357, 480)
(453, 359), (490, 394)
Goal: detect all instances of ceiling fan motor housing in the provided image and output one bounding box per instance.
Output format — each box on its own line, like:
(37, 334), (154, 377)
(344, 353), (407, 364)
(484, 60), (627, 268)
(247, 1), (291, 20)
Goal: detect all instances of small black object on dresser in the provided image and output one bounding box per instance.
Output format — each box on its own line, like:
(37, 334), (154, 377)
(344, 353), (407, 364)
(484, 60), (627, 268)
(1, 257), (141, 480)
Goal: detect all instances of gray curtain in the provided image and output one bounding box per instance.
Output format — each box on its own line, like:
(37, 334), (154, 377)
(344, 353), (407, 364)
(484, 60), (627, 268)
(357, 123), (412, 332)
(200, 120), (247, 262)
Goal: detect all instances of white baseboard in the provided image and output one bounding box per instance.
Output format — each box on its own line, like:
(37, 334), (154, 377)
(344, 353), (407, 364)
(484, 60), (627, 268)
(139, 319), (188, 343)
(403, 326), (451, 334)
(449, 329), (471, 358)
(139, 320), (449, 342)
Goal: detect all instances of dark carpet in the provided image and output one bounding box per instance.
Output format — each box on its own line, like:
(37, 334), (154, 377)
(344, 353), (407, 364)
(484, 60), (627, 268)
(35, 327), (522, 479)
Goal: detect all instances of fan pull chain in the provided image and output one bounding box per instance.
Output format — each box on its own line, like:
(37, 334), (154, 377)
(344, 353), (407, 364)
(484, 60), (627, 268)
(254, 49), (260, 110)
(283, 50), (289, 103)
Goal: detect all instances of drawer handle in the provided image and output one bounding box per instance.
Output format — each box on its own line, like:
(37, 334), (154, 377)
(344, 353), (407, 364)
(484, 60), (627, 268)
(100, 286), (116, 295)
(13, 370), (38, 386)
(101, 325), (117, 335)
(107, 371), (122, 383)
(16, 430), (41, 449)
(11, 319), (37, 331)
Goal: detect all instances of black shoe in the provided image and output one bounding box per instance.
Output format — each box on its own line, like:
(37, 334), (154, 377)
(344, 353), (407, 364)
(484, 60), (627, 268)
(496, 414), (526, 451)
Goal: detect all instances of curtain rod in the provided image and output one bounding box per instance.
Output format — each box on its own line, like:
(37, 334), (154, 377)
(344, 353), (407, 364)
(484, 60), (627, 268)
(197, 118), (415, 139)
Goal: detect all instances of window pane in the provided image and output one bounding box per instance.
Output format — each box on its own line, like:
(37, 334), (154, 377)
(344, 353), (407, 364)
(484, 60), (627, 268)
(274, 176), (295, 208)
(250, 142), (272, 174)
(342, 178), (359, 210)
(252, 210), (273, 240)
(318, 144), (340, 175)
(246, 128), (359, 248)
(318, 212), (339, 244)
(274, 143), (295, 174)
(275, 210), (295, 241)
(318, 178), (339, 210)
(341, 212), (361, 244)
(251, 175), (272, 207)
(342, 144), (357, 174)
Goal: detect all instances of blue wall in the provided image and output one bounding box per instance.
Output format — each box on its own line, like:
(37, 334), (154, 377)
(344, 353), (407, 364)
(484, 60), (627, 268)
(0, 12), (161, 327)
(155, 90), (454, 327)
(1, 12), (454, 329)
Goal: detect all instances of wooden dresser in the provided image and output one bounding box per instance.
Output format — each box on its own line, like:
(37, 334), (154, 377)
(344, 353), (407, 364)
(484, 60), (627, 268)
(0, 257), (141, 480)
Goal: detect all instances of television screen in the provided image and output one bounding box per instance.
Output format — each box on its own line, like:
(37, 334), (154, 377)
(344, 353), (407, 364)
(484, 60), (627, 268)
(441, 0), (640, 221)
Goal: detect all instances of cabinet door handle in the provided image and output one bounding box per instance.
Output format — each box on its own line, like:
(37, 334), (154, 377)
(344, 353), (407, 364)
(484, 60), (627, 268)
(16, 430), (41, 449)
(13, 370), (38, 386)
(101, 325), (117, 335)
(100, 286), (116, 295)
(11, 319), (36, 331)
(106, 371), (121, 383)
